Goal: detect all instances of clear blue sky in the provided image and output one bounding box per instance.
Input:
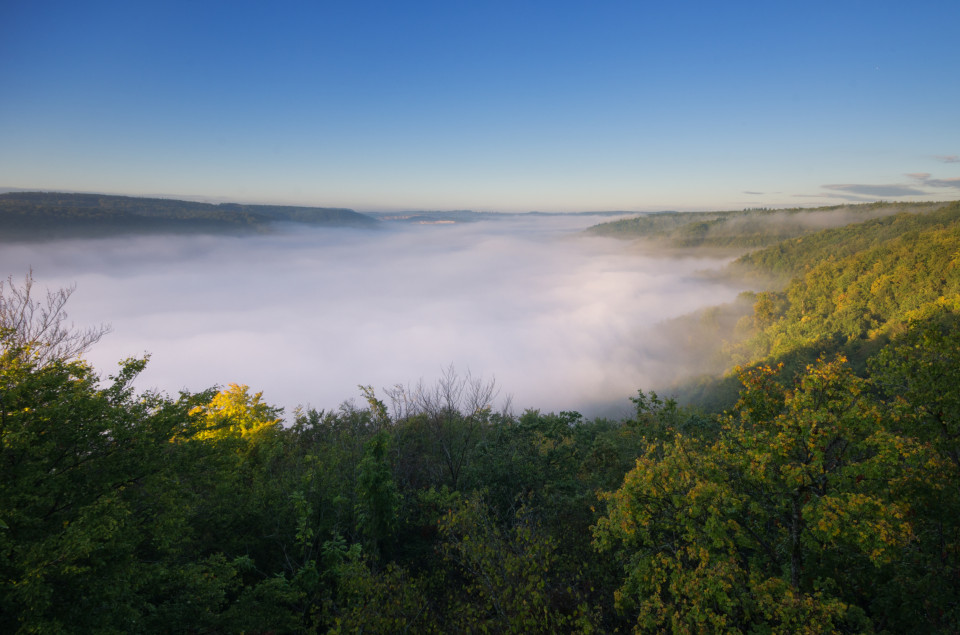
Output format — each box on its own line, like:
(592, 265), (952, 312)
(2, 0), (958, 212)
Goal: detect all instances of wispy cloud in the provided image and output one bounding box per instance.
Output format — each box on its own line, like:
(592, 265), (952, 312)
(822, 183), (926, 197)
(742, 191), (764, 195)
(798, 191), (875, 202)
(926, 176), (960, 190)
(902, 173), (960, 190)
(813, 171), (960, 201)
(935, 155), (960, 164)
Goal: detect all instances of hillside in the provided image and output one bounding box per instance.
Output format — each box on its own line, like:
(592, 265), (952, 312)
(664, 200), (960, 410)
(585, 200), (951, 250)
(728, 201), (960, 368)
(0, 192), (377, 241)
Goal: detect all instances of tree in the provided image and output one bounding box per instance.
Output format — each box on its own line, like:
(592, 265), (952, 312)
(594, 356), (914, 632)
(385, 366), (500, 489)
(0, 271), (110, 365)
(186, 382), (283, 442)
(0, 277), (296, 632)
(354, 431), (400, 559)
(438, 495), (593, 633)
(721, 357), (914, 608)
(0, 345), (207, 632)
(867, 302), (960, 630)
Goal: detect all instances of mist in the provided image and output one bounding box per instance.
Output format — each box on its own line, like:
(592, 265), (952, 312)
(732, 204), (936, 231)
(0, 215), (747, 418)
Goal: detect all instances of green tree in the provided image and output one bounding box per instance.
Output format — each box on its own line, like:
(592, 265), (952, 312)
(438, 495), (594, 633)
(594, 357), (915, 632)
(0, 342), (207, 631)
(867, 301), (960, 630)
(355, 431), (400, 559)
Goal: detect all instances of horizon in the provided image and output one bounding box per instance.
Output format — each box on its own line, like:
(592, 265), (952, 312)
(2, 1), (959, 212)
(4, 186), (956, 217)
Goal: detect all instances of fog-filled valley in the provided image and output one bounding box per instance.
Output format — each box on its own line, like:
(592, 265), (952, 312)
(7, 0), (960, 629)
(5, 196), (960, 632)
(0, 213), (748, 418)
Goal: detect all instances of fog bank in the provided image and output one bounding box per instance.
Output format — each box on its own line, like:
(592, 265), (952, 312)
(1, 215), (746, 418)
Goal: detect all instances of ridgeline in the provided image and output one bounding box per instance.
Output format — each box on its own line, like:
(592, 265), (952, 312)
(0, 191), (377, 241)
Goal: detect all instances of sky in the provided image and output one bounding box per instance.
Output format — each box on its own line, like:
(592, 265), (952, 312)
(2, 0), (959, 212)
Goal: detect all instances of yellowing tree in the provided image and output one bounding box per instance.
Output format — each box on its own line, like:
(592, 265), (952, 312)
(594, 356), (917, 632)
(188, 383), (282, 442)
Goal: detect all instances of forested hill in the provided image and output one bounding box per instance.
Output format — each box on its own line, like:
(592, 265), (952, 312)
(585, 200), (951, 249)
(728, 200), (960, 370)
(733, 201), (960, 279)
(665, 200), (960, 410)
(0, 192), (377, 240)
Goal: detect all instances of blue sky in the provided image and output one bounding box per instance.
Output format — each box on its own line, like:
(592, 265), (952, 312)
(2, 0), (958, 212)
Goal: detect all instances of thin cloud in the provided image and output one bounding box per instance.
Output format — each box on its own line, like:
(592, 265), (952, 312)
(926, 176), (960, 189)
(807, 192), (876, 202)
(907, 171), (960, 190)
(822, 183), (926, 197)
(742, 191), (764, 195)
(935, 155), (959, 163)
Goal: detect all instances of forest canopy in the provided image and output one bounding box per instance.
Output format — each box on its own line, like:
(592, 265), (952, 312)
(0, 192), (377, 241)
(585, 200), (952, 250)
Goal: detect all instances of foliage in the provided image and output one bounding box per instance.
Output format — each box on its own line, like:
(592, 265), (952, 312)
(585, 201), (948, 250)
(0, 191), (376, 241)
(187, 382), (283, 442)
(594, 357), (920, 632)
(354, 431), (400, 557)
(713, 202), (960, 386)
(437, 495), (594, 633)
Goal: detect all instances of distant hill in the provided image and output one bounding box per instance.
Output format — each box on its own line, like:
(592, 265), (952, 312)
(584, 201), (952, 249)
(369, 209), (645, 224)
(0, 192), (378, 241)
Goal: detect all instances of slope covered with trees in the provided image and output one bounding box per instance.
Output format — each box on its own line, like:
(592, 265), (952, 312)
(2, 199), (960, 632)
(727, 201), (960, 372)
(586, 201), (950, 250)
(0, 192), (377, 241)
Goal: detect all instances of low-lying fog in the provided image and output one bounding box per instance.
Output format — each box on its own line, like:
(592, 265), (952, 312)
(2, 215), (748, 418)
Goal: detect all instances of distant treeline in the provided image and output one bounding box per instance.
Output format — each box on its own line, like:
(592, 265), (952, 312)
(0, 192), (377, 241)
(585, 200), (952, 249)
(370, 209), (642, 224)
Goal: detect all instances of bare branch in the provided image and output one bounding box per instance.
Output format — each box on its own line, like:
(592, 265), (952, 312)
(382, 365), (500, 488)
(0, 271), (111, 364)
(384, 365), (499, 421)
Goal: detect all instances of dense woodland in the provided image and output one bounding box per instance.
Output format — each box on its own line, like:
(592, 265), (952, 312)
(0, 192), (376, 240)
(586, 201), (952, 250)
(2, 200), (960, 632)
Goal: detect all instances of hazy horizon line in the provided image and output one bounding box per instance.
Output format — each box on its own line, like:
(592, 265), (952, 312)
(4, 185), (940, 217)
